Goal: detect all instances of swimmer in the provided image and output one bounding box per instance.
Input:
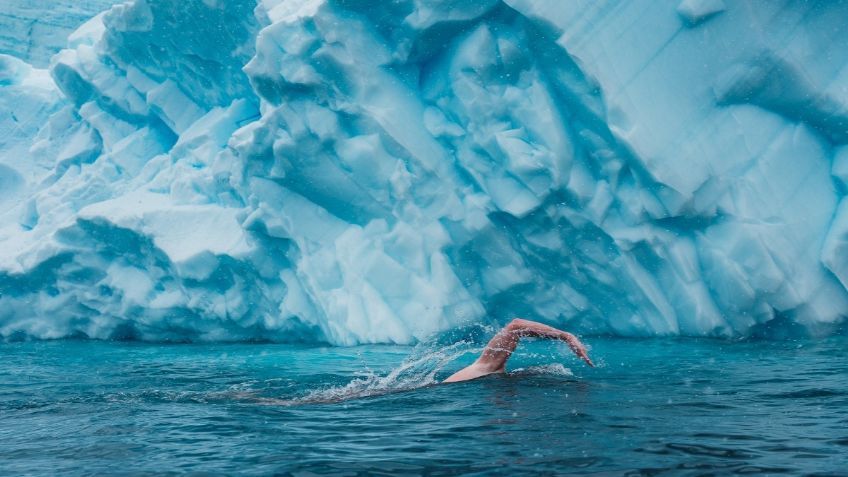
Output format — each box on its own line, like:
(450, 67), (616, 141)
(249, 318), (593, 405)
(443, 318), (594, 383)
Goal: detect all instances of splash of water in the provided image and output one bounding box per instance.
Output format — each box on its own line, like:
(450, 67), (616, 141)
(281, 340), (477, 405)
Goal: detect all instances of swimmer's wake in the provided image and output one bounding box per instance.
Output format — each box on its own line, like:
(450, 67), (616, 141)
(249, 340), (472, 406)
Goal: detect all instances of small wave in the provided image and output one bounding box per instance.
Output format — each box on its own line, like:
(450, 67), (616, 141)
(510, 363), (574, 377)
(762, 388), (845, 399)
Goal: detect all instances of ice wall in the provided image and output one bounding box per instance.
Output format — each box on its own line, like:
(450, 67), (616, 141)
(1, 0), (847, 343)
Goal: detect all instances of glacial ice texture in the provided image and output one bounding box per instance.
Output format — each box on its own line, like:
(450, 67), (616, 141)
(0, 0), (116, 67)
(1, 0), (848, 344)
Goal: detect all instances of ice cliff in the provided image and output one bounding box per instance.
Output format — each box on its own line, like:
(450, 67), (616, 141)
(1, 0), (847, 344)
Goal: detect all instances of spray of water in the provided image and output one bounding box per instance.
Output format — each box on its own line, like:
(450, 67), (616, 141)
(241, 325), (488, 405)
(287, 340), (476, 405)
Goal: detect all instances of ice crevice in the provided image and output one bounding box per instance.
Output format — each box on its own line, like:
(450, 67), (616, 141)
(1, 0), (848, 344)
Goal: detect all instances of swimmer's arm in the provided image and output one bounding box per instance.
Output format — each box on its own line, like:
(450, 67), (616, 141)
(475, 318), (594, 373)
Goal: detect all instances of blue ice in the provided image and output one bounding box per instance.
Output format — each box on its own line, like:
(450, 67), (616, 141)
(1, 0), (848, 344)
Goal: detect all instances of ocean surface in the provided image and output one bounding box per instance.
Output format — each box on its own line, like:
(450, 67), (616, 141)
(2, 334), (846, 476)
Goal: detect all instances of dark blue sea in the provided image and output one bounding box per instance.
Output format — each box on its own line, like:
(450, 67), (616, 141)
(2, 336), (846, 475)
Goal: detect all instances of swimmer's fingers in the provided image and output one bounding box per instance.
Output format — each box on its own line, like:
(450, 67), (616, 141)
(563, 333), (594, 367)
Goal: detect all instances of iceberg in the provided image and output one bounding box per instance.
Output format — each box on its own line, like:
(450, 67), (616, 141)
(1, 0), (847, 344)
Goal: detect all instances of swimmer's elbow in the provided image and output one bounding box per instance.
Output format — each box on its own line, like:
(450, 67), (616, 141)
(507, 318), (534, 334)
(507, 318), (528, 331)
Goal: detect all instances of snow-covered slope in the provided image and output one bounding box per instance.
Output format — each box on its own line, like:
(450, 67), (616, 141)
(1, 0), (847, 343)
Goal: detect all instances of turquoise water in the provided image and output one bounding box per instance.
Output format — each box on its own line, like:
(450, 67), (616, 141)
(2, 336), (846, 475)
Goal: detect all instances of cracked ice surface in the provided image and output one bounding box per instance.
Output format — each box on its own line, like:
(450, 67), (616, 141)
(1, 0), (847, 343)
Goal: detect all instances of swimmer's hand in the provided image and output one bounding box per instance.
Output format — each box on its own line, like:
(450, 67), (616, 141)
(561, 332), (594, 367)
